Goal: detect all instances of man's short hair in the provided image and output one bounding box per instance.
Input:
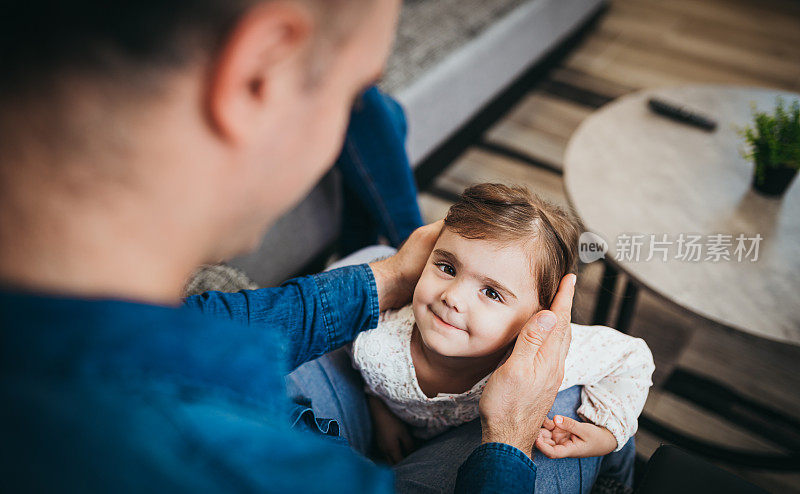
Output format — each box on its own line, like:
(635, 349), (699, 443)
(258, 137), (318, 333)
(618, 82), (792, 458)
(0, 0), (368, 171)
(1, 0), (364, 100)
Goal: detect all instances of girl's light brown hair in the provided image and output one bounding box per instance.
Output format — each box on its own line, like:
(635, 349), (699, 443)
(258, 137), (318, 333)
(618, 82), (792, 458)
(443, 183), (580, 309)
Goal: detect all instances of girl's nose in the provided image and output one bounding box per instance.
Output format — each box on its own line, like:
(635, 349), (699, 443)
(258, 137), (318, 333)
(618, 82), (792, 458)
(441, 286), (463, 312)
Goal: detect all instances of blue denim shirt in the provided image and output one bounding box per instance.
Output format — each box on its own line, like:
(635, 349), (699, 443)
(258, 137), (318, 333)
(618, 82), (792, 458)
(0, 264), (535, 492)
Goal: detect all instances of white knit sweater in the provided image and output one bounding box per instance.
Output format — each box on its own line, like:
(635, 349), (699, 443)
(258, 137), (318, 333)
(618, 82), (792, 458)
(350, 305), (655, 451)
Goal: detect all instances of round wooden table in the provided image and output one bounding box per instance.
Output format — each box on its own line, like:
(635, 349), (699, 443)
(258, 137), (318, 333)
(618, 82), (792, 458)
(564, 85), (800, 470)
(564, 85), (800, 346)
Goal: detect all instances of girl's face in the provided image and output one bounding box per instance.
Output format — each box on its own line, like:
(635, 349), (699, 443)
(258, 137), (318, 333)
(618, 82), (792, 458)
(412, 227), (540, 359)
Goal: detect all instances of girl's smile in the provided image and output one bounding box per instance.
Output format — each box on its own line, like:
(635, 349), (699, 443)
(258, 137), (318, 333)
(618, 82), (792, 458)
(429, 306), (466, 332)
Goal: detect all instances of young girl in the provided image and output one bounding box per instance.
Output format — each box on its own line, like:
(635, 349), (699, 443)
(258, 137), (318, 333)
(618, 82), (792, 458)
(350, 183), (655, 464)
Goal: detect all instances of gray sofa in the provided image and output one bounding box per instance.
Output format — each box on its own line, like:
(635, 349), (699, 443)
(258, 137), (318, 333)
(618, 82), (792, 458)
(229, 0), (605, 287)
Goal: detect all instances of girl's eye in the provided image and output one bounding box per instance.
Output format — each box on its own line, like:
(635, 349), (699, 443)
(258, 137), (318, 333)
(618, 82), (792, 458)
(482, 287), (502, 302)
(435, 263), (455, 276)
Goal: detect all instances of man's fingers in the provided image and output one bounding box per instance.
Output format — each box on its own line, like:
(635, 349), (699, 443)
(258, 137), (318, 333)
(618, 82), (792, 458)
(550, 274), (577, 319)
(503, 274), (575, 366)
(422, 218), (444, 233)
(409, 219), (444, 247)
(551, 274), (576, 363)
(542, 417), (555, 430)
(427, 218), (445, 234)
(509, 310), (558, 362)
(394, 219), (443, 263)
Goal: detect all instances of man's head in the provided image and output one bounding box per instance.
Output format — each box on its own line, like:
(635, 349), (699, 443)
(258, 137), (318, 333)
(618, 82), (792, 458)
(0, 0), (401, 297)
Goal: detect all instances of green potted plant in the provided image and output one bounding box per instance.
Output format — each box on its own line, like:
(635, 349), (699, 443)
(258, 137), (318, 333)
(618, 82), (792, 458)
(740, 97), (800, 197)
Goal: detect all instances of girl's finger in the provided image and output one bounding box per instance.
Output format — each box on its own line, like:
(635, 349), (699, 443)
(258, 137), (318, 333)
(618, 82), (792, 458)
(551, 443), (576, 458)
(551, 428), (571, 443)
(399, 431), (415, 456)
(537, 429), (555, 446)
(535, 436), (556, 458)
(540, 441), (572, 459)
(553, 415), (581, 434)
(388, 439), (405, 465)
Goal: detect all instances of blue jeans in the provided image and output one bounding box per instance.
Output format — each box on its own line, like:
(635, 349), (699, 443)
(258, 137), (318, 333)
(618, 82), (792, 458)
(336, 87), (424, 256)
(286, 347), (635, 493)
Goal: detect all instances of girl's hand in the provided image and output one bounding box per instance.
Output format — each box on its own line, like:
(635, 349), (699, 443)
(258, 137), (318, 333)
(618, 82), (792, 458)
(534, 415), (617, 458)
(368, 395), (416, 465)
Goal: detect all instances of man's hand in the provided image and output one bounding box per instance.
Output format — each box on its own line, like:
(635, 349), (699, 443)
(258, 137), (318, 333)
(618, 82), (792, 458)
(478, 273), (576, 458)
(369, 220), (443, 311)
(368, 395), (416, 465)
(535, 416), (617, 458)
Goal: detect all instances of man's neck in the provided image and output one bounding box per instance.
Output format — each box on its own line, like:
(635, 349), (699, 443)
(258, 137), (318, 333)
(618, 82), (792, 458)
(0, 249), (196, 306)
(0, 181), (211, 306)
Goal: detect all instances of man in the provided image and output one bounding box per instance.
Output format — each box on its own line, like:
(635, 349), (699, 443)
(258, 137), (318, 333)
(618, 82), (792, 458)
(0, 0), (583, 491)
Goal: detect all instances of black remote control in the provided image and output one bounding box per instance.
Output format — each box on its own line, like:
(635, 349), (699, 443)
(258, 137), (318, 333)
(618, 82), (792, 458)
(647, 98), (717, 131)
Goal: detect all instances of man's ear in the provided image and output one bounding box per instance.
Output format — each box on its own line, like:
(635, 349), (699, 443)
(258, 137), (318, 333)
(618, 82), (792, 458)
(205, 1), (314, 143)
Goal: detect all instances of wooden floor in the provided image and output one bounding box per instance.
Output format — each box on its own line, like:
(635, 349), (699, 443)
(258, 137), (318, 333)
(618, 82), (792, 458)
(418, 0), (800, 491)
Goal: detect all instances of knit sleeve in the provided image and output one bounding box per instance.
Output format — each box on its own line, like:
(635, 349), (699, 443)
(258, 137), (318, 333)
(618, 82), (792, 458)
(560, 324), (655, 451)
